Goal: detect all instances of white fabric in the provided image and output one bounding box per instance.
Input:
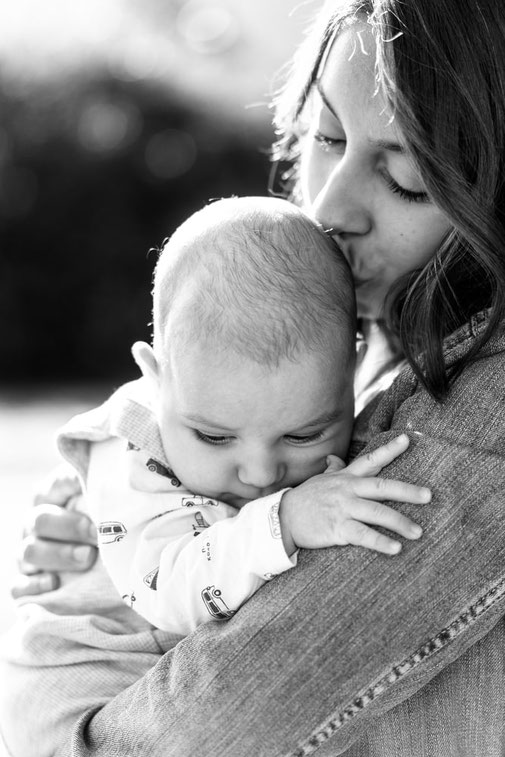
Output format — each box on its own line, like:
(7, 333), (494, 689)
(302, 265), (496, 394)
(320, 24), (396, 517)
(59, 380), (297, 634)
(86, 438), (296, 634)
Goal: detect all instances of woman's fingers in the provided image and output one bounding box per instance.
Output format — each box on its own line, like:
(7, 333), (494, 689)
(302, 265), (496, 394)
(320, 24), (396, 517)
(19, 535), (97, 573)
(24, 503), (97, 544)
(18, 504), (97, 574)
(10, 572), (60, 600)
(32, 463), (83, 507)
(11, 470), (96, 597)
(346, 434), (410, 477)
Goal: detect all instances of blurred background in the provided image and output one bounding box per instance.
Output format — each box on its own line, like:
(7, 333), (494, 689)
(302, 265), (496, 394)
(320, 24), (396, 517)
(0, 0), (324, 635)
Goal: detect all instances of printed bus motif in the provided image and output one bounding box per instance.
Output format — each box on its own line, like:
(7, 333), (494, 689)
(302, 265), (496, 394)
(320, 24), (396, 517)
(98, 521), (127, 544)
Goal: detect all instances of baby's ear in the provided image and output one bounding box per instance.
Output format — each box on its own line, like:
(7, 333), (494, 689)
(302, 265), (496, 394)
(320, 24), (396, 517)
(131, 341), (160, 387)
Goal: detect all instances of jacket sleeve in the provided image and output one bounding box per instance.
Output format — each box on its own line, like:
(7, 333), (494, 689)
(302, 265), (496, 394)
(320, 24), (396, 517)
(55, 340), (505, 757)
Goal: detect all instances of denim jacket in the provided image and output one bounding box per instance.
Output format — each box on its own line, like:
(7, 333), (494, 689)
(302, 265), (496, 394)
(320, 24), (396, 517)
(6, 311), (505, 757)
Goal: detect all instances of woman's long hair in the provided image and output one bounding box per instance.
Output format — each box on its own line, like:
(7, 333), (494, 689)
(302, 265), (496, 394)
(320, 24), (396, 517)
(272, 0), (505, 400)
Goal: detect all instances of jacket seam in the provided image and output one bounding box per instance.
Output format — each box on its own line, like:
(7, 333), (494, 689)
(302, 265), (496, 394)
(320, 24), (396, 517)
(288, 575), (505, 757)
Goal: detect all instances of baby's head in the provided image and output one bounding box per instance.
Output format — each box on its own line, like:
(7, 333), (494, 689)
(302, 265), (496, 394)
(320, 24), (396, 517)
(135, 196), (357, 507)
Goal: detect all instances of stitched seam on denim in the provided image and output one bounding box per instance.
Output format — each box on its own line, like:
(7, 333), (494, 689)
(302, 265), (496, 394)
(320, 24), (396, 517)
(443, 308), (489, 353)
(288, 575), (505, 757)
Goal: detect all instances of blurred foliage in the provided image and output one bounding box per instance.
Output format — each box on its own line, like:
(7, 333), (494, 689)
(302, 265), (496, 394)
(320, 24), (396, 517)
(0, 73), (274, 383)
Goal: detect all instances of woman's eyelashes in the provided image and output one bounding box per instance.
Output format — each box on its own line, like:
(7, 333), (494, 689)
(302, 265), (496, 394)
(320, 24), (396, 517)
(313, 129), (345, 151)
(383, 174), (430, 204)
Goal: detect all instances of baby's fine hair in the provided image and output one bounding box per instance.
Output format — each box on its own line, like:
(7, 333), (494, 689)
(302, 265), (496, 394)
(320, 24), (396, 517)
(152, 196), (356, 367)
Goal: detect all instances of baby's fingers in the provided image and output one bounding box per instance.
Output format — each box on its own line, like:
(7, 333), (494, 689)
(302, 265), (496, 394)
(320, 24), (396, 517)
(347, 434), (410, 477)
(342, 519), (404, 555)
(358, 477), (431, 505)
(351, 499), (423, 542)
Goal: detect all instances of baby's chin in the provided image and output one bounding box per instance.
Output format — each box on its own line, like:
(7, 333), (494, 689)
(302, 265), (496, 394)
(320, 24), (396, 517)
(215, 486), (288, 510)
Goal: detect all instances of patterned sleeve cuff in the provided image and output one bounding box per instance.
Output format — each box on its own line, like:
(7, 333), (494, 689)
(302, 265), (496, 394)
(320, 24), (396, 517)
(237, 489), (298, 581)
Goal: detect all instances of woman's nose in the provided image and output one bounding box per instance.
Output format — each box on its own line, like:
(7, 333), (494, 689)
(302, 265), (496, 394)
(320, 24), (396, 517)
(312, 162), (371, 238)
(237, 452), (285, 490)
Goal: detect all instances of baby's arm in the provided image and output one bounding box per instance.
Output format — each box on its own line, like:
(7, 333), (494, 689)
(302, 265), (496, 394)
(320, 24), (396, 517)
(279, 434), (430, 555)
(85, 438), (294, 635)
(120, 435), (428, 634)
(127, 493), (295, 634)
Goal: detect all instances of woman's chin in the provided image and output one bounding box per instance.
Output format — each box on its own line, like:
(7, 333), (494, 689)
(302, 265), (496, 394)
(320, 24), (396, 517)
(356, 301), (381, 322)
(355, 284), (390, 322)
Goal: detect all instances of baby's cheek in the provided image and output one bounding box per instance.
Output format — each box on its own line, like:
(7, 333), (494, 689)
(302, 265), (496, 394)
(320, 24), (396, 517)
(186, 458), (228, 494)
(288, 454), (328, 487)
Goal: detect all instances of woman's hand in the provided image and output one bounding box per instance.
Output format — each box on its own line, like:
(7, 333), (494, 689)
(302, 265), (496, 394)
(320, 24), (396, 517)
(279, 434), (430, 556)
(12, 465), (98, 599)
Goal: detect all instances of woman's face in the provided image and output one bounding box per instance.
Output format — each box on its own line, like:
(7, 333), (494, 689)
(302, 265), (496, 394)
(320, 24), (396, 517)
(299, 21), (453, 319)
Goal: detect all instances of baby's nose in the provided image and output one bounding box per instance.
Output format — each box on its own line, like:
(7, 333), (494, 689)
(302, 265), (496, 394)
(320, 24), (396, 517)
(238, 453), (285, 490)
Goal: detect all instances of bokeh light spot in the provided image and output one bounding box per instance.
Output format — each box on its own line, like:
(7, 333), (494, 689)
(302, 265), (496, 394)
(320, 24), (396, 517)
(176, 2), (240, 55)
(78, 98), (142, 153)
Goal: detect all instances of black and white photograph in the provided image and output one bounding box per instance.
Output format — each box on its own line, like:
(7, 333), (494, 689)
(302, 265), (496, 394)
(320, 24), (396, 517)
(2, 0), (505, 755)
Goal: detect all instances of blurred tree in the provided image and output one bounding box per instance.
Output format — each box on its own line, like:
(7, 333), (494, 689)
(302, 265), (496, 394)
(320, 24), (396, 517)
(0, 75), (273, 383)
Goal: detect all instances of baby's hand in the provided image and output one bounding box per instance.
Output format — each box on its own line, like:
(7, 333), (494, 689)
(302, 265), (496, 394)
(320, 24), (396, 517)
(279, 434), (430, 557)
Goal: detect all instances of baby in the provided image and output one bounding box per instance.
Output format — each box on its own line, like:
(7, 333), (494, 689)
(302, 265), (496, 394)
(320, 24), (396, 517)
(58, 196), (427, 634)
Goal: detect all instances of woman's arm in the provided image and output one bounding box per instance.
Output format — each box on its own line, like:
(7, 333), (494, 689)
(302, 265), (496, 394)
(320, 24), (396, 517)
(53, 334), (505, 757)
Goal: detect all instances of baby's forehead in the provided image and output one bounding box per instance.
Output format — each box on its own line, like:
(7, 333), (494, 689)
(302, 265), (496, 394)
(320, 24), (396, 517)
(164, 339), (355, 439)
(171, 336), (353, 381)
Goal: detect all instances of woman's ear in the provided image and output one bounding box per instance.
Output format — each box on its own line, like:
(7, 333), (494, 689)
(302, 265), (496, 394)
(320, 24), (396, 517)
(131, 341), (160, 389)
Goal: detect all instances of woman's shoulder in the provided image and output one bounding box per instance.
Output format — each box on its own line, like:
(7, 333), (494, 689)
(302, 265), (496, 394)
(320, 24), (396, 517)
(442, 308), (505, 367)
(352, 310), (505, 453)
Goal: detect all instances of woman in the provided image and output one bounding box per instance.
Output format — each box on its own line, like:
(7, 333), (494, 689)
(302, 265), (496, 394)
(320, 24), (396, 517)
(5, 0), (505, 754)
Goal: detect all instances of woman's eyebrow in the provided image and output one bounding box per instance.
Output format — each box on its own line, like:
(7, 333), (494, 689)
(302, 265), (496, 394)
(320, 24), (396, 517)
(315, 79), (405, 154)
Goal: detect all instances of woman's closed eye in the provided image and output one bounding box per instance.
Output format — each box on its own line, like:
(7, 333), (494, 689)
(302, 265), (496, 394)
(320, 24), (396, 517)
(313, 130), (345, 152)
(383, 173), (430, 204)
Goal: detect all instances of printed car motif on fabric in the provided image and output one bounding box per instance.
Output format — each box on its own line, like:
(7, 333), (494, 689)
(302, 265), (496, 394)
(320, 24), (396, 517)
(182, 495), (218, 508)
(98, 521), (127, 544)
(201, 586), (236, 620)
